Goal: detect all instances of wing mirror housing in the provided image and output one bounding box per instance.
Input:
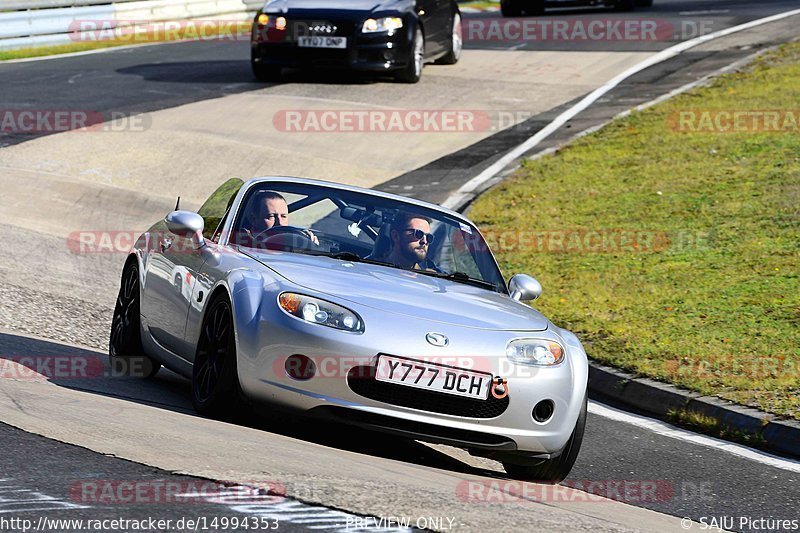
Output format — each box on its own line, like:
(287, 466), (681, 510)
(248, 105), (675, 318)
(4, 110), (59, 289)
(508, 274), (542, 301)
(165, 211), (205, 248)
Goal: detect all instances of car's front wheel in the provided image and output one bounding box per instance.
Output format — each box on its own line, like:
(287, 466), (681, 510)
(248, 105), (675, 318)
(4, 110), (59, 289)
(109, 261), (160, 378)
(395, 28), (424, 83)
(502, 393), (587, 484)
(192, 294), (242, 418)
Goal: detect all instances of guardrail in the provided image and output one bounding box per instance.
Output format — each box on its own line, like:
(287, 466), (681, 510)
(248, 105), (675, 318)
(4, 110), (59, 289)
(0, 0), (265, 51)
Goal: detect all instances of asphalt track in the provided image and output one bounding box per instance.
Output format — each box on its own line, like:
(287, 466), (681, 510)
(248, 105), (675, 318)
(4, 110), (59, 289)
(0, 1), (799, 532)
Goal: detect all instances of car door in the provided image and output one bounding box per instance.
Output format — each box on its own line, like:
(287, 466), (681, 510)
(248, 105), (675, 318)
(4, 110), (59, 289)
(141, 229), (205, 359)
(141, 179), (244, 360)
(433, 0), (454, 52)
(416, 0), (443, 56)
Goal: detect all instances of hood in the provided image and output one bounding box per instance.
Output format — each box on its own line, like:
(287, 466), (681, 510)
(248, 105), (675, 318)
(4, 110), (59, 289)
(264, 0), (411, 14)
(249, 251), (549, 331)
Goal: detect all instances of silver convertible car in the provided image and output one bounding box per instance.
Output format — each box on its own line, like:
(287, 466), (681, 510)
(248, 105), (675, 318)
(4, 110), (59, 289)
(111, 177), (588, 482)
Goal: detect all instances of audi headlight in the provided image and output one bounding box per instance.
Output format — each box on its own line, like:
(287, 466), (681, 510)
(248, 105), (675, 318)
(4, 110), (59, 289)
(506, 339), (565, 366)
(362, 17), (403, 33)
(279, 293), (363, 333)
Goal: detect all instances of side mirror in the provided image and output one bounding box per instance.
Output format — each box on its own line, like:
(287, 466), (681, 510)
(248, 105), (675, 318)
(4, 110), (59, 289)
(165, 211), (205, 248)
(508, 274), (542, 301)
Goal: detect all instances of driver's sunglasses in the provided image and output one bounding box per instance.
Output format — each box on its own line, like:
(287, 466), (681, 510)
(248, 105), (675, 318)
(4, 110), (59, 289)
(404, 228), (435, 244)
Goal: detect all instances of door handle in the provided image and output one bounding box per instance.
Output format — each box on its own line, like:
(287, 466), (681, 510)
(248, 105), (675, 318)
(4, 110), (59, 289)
(161, 238), (173, 252)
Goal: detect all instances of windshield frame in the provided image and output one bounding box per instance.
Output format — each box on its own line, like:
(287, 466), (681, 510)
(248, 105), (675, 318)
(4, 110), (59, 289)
(223, 178), (509, 295)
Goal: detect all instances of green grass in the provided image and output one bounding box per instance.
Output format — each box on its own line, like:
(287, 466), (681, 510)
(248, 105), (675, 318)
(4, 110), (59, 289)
(0, 21), (252, 61)
(0, 42), (133, 60)
(469, 43), (800, 419)
(666, 409), (767, 447)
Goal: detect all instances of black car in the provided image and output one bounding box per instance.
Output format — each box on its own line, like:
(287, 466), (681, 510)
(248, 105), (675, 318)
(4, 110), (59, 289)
(250, 0), (462, 83)
(500, 0), (653, 17)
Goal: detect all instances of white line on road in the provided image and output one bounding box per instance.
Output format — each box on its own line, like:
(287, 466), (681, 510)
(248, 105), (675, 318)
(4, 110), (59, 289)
(442, 6), (800, 210)
(589, 401), (800, 474)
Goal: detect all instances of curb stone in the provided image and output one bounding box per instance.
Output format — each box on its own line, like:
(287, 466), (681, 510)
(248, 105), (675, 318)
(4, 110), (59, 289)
(588, 361), (799, 459)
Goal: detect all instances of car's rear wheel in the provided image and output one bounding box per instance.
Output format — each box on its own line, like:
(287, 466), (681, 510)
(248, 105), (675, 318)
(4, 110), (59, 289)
(395, 28), (424, 83)
(502, 393), (587, 484)
(501, 0), (544, 17)
(612, 0), (636, 11)
(192, 294), (242, 418)
(252, 59), (281, 82)
(109, 261), (160, 378)
(435, 12), (462, 65)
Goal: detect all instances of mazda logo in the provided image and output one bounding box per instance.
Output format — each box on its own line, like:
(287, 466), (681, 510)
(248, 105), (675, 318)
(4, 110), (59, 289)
(426, 333), (449, 347)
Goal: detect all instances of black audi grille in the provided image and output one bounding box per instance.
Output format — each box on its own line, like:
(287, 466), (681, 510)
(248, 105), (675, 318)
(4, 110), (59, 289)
(290, 19), (355, 38)
(347, 365), (510, 419)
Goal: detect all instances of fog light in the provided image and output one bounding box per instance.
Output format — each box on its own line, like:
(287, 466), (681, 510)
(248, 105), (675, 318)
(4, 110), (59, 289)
(285, 354), (316, 380)
(532, 400), (554, 423)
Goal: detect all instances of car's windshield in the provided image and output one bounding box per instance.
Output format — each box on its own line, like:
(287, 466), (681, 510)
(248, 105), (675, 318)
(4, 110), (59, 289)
(229, 182), (507, 294)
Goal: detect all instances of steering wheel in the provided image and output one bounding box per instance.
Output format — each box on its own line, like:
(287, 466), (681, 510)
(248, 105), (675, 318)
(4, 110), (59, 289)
(253, 225), (314, 250)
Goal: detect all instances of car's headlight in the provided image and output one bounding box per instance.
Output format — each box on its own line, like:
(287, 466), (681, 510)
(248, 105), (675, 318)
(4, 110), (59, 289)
(362, 17), (403, 33)
(279, 293), (364, 333)
(506, 339), (565, 366)
(256, 13), (286, 30)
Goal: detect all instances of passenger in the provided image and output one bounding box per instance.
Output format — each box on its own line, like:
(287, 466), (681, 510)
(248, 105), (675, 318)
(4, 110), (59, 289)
(383, 212), (441, 271)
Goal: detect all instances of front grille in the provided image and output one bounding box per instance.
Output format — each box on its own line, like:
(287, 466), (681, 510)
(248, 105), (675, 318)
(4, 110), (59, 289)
(312, 406), (516, 449)
(290, 19), (355, 38)
(347, 364), (510, 419)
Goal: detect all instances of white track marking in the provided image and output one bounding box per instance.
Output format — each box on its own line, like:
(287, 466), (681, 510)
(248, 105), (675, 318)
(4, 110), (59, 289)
(442, 7), (800, 209)
(589, 401), (800, 474)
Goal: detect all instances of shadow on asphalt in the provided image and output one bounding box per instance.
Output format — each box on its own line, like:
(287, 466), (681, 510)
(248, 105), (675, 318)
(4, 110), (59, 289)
(117, 61), (405, 86)
(0, 331), (505, 479)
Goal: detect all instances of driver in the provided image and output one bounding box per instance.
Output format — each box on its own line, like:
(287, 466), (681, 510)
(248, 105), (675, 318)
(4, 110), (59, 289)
(245, 191), (318, 245)
(383, 212), (441, 272)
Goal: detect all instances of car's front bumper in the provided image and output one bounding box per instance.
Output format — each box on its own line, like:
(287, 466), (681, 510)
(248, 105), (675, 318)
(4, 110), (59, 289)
(250, 16), (414, 72)
(235, 291), (588, 456)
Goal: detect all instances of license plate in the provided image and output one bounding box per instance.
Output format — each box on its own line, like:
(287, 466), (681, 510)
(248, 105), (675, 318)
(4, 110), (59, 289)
(375, 355), (491, 401)
(298, 36), (347, 49)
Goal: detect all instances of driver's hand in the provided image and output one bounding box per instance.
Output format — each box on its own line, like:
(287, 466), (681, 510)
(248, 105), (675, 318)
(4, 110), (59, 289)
(305, 229), (319, 246)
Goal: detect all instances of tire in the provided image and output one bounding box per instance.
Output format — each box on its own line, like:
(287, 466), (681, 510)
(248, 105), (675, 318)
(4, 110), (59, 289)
(109, 261), (160, 378)
(435, 12), (462, 65)
(612, 0), (635, 11)
(396, 28), (424, 83)
(191, 294), (242, 418)
(500, 0), (522, 17)
(502, 393), (587, 484)
(252, 60), (281, 82)
(502, 0), (544, 17)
